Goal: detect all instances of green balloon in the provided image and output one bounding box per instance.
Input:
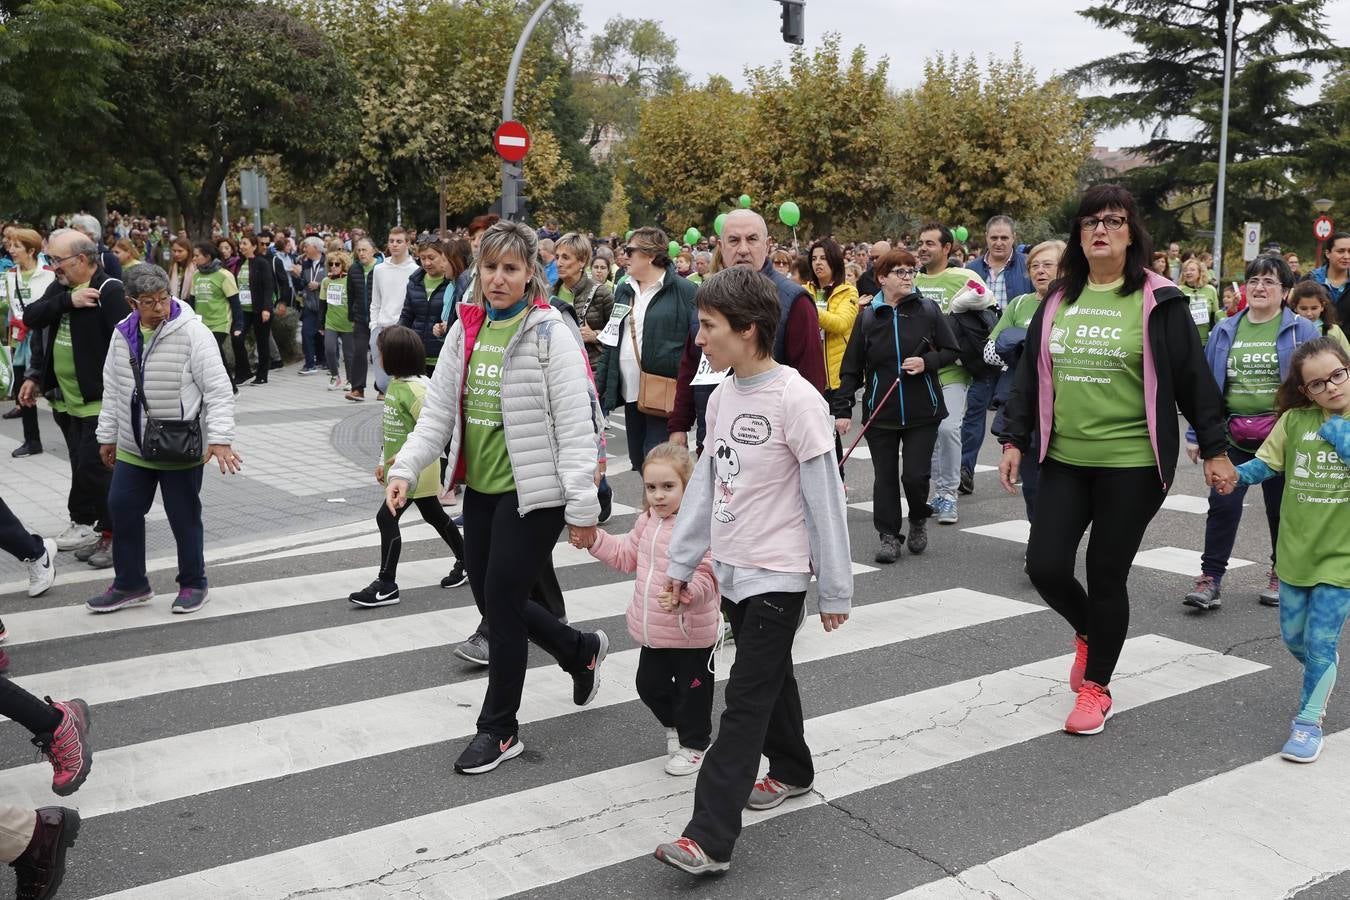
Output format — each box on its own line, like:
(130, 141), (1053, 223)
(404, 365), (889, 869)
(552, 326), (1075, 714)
(684, 227), (701, 245)
(739, 194), (752, 209)
(953, 225), (969, 242)
(625, 230), (635, 241)
(778, 201), (801, 228)
(668, 241), (681, 258)
(714, 213), (728, 236)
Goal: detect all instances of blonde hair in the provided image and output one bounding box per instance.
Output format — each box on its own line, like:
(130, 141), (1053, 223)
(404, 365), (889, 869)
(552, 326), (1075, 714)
(640, 442), (696, 512)
(472, 220), (550, 307)
(327, 250), (352, 274)
(1026, 239), (1067, 274)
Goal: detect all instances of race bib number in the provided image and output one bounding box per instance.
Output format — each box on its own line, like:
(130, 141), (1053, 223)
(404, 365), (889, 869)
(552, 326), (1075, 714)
(326, 284), (345, 306)
(238, 288), (252, 309)
(1190, 296), (1209, 326)
(689, 352), (728, 386)
(598, 305), (629, 348)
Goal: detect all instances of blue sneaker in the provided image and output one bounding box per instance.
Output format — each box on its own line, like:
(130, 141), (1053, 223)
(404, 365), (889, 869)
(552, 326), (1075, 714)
(1280, 720), (1323, 763)
(932, 496), (959, 525)
(85, 585), (153, 613)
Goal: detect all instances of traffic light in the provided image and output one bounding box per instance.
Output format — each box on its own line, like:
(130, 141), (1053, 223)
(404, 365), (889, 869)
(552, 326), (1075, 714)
(779, 0), (804, 45)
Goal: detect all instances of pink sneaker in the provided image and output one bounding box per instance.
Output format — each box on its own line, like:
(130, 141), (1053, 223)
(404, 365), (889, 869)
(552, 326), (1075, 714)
(1069, 634), (1089, 692)
(34, 699), (92, 796)
(1064, 681), (1113, 735)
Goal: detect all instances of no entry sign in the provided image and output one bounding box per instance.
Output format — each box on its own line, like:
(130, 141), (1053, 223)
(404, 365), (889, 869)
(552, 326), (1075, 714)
(1314, 215), (1334, 241)
(494, 120), (531, 163)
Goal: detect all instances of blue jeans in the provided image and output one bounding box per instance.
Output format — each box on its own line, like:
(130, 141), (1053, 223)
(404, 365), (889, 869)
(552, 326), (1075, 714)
(108, 460), (206, 591)
(300, 307), (321, 369)
(961, 372), (998, 472)
(623, 402), (669, 472)
(1201, 445), (1281, 580)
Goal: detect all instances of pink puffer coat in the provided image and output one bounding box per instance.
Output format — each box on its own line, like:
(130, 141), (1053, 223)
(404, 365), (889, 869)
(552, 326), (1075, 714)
(589, 509), (719, 648)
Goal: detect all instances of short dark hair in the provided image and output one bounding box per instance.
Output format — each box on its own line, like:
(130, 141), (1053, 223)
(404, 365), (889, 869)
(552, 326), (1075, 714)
(875, 248), (917, 280)
(808, 238), (846, 290)
(1329, 232), (1350, 252)
(1059, 184), (1154, 300)
(192, 240), (220, 262)
(377, 325), (427, 379)
(1245, 254), (1295, 289)
(918, 222), (953, 250)
(696, 267), (780, 359)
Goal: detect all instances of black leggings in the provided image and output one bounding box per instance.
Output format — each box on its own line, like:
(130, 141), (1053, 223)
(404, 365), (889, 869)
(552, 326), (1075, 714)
(0, 676), (61, 736)
(252, 312), (273, 383)
(1025, 458), (1165, 686)
(375, 495), (464, 583)
(230, 312), (254, 384)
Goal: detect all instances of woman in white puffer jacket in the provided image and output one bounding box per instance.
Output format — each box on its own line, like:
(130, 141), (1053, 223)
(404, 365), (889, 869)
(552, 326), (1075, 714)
(89, 264), (240, 617)
(386, 220), (608, 777)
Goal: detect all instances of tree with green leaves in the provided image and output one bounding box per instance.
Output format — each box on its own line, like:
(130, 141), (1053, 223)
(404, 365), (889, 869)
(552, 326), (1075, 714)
(569, 14), (683, 154)
(1069, 0), (1349, 247)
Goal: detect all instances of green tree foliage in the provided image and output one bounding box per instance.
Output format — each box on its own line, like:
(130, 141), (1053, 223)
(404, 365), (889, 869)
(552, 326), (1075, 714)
(1297, 63), (1350, 254)
(570, 14), (682, 152)
(893, 51), (1092, 229)
(1069, 0), (1349, 246)
(109, 0), (356, 239)
(599, 172), (629, 237)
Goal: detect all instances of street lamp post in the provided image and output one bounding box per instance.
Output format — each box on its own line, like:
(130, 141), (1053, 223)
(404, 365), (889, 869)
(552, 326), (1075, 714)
(1315, 197), (1334, 268)
(500, 0), (558, 223)
(1211, 0), (1236, 280)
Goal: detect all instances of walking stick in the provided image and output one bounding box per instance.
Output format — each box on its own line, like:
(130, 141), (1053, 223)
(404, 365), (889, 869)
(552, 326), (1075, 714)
(839, 376), (901, 475)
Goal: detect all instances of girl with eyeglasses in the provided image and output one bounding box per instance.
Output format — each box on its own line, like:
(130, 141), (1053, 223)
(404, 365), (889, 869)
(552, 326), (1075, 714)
(999, 184), (1232, 736)
(1217, 336), (1350, 763)
(1181, 255), (1319, 613)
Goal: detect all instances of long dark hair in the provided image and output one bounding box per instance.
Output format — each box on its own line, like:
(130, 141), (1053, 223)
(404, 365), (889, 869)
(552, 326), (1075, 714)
(1058, 184), (1154, 301)
(808, 237), (845, 291)
(1275, 336), (1350, 415)
(1290, 281), (1336, 335)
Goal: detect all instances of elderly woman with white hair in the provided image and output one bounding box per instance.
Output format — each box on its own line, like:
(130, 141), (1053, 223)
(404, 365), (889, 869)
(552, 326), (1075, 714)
(68, 213), (121, 279)
(87, 263), (240, 615)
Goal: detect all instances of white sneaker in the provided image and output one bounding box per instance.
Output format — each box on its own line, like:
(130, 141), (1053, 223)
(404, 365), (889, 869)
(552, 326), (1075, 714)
(25, 537), (57, 597)
(327, 376), (341, 390)
(665, 727), (680, 756)
(54, 523), (96, 551)
(665, 746), (705, 776)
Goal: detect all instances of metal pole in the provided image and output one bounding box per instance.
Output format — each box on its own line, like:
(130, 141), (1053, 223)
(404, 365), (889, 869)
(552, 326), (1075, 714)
(1212, 0), (1236, 279)
(439, 176), (448, 239)
(501, 0), (558, 221)
(219, 182), (229, 235)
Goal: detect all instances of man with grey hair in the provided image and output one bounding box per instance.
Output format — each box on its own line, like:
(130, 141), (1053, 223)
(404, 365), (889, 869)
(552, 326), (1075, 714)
(20, 229), (129, 564)
(855, 239), (889, 299)
(69, 213), (122, 279)
(292, 236), (327, 374)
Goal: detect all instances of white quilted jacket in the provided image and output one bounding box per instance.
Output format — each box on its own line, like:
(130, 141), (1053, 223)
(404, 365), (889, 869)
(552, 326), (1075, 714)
(96, 301), (237, 456)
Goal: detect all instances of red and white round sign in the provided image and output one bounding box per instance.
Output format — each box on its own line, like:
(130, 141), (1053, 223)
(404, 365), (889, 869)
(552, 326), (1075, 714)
(493, 120), (531, 163)
(1314, 215), (1334, 241)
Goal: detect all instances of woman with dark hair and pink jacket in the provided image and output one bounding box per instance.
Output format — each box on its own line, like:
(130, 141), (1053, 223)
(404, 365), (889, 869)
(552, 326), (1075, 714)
(578, 441), (718, 777)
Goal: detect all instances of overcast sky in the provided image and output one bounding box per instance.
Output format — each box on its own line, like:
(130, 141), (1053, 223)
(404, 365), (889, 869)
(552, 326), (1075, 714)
(575, 0), (1350, 149)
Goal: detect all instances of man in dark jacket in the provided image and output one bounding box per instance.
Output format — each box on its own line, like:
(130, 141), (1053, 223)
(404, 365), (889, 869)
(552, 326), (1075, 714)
(292, 237), (326, 374)
(855, 240), (889, 299)
(344, 237), (377, 400)
(20, 230), (129, 564)
(69, 214), (121, 280)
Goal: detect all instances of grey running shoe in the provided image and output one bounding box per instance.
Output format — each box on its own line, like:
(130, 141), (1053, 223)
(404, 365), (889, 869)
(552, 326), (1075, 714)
(874, 533), (901, 565)
(746, 775), (812, 811)
(453, 631), (489, 666)
(1183, 575), (1221, 611)
(86, 535), (113, 569)
(1258, 569), (1280, 607)
(171, 587), (209, 614)
(85, 585), (153, 613)
(654, 837), (729, 875)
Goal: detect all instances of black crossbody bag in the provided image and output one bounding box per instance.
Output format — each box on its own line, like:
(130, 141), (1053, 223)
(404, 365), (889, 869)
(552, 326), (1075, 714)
(128, 345), (203, 464)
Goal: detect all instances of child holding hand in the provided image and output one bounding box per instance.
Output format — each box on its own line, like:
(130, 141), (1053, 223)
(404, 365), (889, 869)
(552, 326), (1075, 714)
(574, 442), (718, 776)
(1219, 336), (1350, 763)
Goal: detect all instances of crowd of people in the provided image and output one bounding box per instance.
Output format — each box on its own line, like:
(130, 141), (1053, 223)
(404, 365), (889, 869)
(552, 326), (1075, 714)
(0, 198), (1348, 889)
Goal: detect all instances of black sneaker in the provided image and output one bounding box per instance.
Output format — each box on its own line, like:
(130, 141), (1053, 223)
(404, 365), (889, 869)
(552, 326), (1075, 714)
(349, 580), (399, 607)
(454, 732), (524, 775)
(959, 466), (975, 495)
(572, 630), (609, 706)
(440, 562), (467, 589)
(906, 518), (928, 555)
(874, 533), (901, 564)
(598, 483), (613, 524)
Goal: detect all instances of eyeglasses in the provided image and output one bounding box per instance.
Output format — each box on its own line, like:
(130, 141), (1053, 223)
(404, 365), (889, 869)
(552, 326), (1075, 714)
(1080, 215), (1128, 232)
(622, 245), (645, 256)
(133, 295), (169, 308)
(1304, 367), (1349, 395)
(328, 263), (344, 269)
(47, 254), (71, 267)
(1245, 277), (1284, 290)
(888, 267), (917, 278)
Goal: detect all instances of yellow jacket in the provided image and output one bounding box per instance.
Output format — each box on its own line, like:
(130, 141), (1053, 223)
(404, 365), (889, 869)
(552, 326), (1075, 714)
(816, 281), (860, 390)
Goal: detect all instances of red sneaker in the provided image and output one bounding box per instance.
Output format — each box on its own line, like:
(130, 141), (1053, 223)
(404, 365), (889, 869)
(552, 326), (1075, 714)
(33, 699), (92, 796)
(1069, 634), (1089, 693)
(1064, 681), (1112, 735)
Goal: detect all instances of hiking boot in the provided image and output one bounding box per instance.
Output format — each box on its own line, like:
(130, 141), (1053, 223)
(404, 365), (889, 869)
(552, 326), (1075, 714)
(1183, 575), (1221, 611)
(906, 518), (928, 555)
(572, 630), (609, 706)
(454, 732), (523, 775)
(11, 806), (80, 900)
(1280, 720), (1323, 763)
(54, 524), (96, 552)
(453, 631), (489, 666)
(1064, 681), (1113, 735)
(85, 586), (152, 613)
(1259, 570), (1280, 607)
(440, 562), (467, 589)
(171, 587), (209, 614)
(33, 699), (92, 796)
(933, 496), (959, 524)
(959, 466), (975, 495)
(654, 837), (729, 875)
(874, 533), (901, 565)
(746, 775), (812, 810)
(85, 534), (113, 569)
(25, 538), (57, 598)
(348, 580), (399, 608)
(665, 746), (705, 777)
(1069, 634), (1089, 693)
